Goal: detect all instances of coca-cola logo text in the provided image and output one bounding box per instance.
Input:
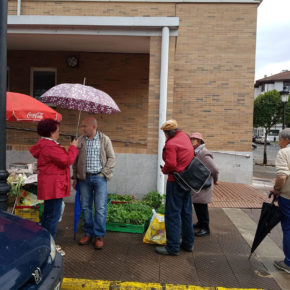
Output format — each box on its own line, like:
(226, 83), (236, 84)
(27, 112), (44, 119)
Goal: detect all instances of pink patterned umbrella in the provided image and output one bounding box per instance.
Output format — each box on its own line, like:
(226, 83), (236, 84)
(40, 83), (120, 136)
(40, 83), (120, 114)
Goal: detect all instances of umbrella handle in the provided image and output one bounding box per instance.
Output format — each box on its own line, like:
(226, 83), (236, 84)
(268, 192), (278, 204)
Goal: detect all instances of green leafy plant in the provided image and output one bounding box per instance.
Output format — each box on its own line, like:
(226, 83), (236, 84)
(142, 190), (162, 209)
(106, 201), (152, 225)
(156, 203), (165, 215)
(108, 193), (134, 202)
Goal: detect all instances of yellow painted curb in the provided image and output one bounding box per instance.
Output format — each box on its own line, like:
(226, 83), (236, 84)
(61, 278), (263, 290)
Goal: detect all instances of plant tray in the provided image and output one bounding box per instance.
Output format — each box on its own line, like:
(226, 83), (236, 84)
(14, 204), (44, 223)
(106, 222), (146, 234)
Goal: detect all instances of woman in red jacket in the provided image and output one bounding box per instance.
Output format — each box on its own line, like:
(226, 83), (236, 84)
(30, 119), (78, 240)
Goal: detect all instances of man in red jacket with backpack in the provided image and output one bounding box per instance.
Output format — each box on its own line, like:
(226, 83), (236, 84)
(155, 120), (195, 255)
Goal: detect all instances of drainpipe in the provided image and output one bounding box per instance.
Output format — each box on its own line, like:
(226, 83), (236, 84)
(17, 0), (21, 16)
(157, 26), (169, 195)
(0, 0), (10, 211)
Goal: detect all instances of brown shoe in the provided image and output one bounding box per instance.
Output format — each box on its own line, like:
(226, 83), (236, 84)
(79, 235), (91, 245)
(94, 237), (104, 250)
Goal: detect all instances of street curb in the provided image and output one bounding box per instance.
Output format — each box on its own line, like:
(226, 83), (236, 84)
(61, 278), (263, 289)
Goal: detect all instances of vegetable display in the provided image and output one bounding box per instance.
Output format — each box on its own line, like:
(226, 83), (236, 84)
(106, 201), (152, 225)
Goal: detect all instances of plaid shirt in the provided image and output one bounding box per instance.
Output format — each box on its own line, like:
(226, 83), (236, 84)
(86, 132), (102, 173)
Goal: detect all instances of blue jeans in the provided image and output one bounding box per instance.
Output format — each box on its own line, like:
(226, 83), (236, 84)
(165, 181), (194, 254)
(41, 198), (63, 240)
(79, 174), (108, 238)
(278, 196), (290, 266)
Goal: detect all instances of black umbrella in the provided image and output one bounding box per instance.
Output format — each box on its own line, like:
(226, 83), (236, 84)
(249, 193), (283, 259)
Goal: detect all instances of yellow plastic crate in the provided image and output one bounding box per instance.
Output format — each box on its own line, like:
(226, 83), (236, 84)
(14, 205), (41, 223)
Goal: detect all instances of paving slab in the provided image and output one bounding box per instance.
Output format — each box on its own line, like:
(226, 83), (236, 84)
(211, 182), (269, 208)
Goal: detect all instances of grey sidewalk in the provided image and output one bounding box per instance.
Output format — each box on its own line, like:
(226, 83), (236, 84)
(57, 202), (288, 289)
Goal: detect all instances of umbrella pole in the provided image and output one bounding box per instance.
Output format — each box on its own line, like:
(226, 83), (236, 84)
(75, 110), (82, 138)
(248, 252), (253, 260)
(74, 77), (86, 138)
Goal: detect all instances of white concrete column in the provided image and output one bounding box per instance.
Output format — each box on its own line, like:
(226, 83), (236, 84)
(157, 26), (169, 195)
(17, 0), (22, 16)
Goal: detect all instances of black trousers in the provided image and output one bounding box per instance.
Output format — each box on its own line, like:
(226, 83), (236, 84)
(193, 203), (209, 231)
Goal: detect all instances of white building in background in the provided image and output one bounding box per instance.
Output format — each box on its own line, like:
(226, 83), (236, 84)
(253, 70), (290, 140)
(254, 70), (290, 99)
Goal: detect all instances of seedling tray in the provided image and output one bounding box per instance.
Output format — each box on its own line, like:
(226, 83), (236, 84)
(106, 222), (146, 234)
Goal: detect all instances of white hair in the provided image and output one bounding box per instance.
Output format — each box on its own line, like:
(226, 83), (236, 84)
(279, 128), (290, 140)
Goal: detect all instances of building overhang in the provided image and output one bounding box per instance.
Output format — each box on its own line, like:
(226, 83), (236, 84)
(7, 15), (179, 53)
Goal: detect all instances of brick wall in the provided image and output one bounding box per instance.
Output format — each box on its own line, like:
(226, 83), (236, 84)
(173, 3), (257, 151)
(7, 51), (149, 153)
(7, 1), (258, 153)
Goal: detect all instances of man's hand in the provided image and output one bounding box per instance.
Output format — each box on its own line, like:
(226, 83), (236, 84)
(72, 179), (77, 189)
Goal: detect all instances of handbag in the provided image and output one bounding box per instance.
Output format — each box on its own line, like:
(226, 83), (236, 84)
(173, 157), (212, 193)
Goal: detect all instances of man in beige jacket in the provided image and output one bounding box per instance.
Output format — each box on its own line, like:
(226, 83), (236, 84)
(72, 117), (115, 250)
(272, 128), (290, 274)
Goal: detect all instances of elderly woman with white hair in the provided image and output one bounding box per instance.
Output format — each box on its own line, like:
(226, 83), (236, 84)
(272, 128), (290, 274)
(189, 132), (219, 237)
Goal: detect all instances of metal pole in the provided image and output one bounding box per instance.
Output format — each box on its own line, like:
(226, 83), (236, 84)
(283, 102), (286, 130)
(0, 0), (10, 211)
(157, 27), (169, 195)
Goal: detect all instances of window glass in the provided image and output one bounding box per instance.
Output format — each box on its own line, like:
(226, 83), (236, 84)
(32, 70), (56, 100)
(261, 83), (265, 92)
(284, 81), (290, 92)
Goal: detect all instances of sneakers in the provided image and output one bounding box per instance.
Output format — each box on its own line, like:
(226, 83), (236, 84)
(274, 260), (290, 274)
(180, 244), (193, 252)
(155, 246), (179, 256)
(195, 229), (210, 237)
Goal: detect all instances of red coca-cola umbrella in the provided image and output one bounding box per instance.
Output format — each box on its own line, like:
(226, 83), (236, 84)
(6, 92), (62, 122)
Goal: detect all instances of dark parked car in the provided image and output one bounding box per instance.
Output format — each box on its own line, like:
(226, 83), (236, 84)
(0, 210), (63, 290)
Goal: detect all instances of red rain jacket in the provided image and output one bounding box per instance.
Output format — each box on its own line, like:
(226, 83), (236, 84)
(30, 138), (78, 200)
(162, 130), (194, 182)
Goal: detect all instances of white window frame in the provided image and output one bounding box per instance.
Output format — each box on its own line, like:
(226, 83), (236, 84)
(30, 67), (57, 102)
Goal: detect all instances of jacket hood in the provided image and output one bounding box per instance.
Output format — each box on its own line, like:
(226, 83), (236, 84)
(30, 138), (55, 159)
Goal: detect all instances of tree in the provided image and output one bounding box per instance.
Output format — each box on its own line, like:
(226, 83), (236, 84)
(254, 90), (282, 164)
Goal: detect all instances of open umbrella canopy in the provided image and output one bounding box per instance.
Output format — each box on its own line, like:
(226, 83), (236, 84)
(40, 83), (120, 114)
(6, 92), (62, 122)
(249, 194), (282, 259)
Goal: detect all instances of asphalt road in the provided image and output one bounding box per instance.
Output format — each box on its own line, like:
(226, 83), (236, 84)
(253, 143), (278, 180)
(253, 143), (279, 166)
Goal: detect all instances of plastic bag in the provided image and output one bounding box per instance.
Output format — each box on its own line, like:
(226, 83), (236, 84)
(18, 189), (43, 206)
(143, 209), (166, 245)
(58, 201), (65, 222)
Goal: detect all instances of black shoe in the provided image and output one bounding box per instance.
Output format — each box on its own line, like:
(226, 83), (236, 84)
(180, 244), (194, 252)
(195, 229), (210, 237)
(155, 246), (179, 256)
(193, 222), (200, 228)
